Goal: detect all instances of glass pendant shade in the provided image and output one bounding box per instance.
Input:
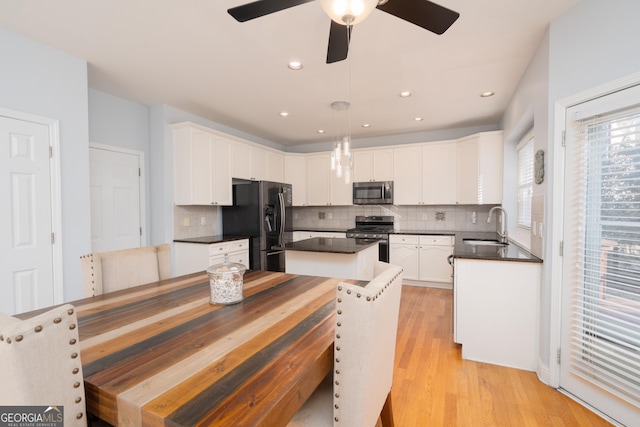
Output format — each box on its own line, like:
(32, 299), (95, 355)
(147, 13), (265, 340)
(319, 0), (378, 25)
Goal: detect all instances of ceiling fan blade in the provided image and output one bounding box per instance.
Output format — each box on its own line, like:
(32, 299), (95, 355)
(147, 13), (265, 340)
(327, 21), (351, 64)
(228, 0), (315, 22)
(376, 0), (459, 35)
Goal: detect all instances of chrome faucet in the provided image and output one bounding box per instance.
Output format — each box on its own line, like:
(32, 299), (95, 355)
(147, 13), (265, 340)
(487, 206), (508, 243)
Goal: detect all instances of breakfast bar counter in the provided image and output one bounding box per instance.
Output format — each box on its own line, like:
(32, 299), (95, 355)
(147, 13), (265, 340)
(283, 237), (379, 280)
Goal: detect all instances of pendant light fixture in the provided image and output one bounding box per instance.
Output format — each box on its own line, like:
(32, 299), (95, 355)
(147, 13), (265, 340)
(329, 100), (353, 184)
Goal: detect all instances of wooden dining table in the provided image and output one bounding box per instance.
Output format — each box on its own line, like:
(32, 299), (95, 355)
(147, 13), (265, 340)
(55, 270), (358, 426)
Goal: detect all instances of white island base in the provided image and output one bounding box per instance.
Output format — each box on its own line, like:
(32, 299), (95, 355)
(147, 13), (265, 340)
(285, 243), (379, 281)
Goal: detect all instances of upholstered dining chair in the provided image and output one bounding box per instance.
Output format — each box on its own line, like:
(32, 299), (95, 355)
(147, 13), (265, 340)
(80, 243), (172, 297)
(0, 303), (87, 427)
(288, 261), (404, 427)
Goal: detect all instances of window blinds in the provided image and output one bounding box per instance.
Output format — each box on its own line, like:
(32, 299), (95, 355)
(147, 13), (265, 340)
(517, 138), (534, 228)
(566, 103), (640, 408)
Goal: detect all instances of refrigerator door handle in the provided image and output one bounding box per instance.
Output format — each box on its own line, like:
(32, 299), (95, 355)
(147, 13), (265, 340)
(267, 250), (285, 256)
(278, 192), (285, 245)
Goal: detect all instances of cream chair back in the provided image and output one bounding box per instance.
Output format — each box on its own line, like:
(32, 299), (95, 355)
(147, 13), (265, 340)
(80, 243), (171, 297)
(0, 304), (87, 427)
(332, 261), (403, 426)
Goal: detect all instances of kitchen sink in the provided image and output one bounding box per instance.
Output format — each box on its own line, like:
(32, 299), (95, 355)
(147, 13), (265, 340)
(463, 238), (508, 246)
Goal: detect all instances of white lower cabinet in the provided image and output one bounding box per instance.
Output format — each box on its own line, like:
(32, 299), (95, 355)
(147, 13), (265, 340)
(390, 234), (454, 287)
(174, 239), (249, 276)
(453, 258), (540, 371)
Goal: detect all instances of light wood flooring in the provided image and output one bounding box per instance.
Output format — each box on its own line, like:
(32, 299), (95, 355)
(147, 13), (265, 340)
(391, 285), (613, 427)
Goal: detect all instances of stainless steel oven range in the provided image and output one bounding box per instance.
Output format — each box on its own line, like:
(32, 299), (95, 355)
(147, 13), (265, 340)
(346, 216), (394, 263)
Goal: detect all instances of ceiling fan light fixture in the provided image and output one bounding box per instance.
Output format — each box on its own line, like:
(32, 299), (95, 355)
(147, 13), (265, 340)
(320, 0), (378, 26)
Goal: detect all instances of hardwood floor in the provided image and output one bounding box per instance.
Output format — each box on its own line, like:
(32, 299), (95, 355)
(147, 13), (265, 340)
(391, 285), (612, 427)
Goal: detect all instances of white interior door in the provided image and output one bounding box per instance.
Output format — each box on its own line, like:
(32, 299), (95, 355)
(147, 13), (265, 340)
(0, 116), (54, 315)
(89, 145), (143, 253)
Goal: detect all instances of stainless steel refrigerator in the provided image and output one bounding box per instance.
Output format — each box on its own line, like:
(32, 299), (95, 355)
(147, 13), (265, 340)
(222, 180), (293, 272)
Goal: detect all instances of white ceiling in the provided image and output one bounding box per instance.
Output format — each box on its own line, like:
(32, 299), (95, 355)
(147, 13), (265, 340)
(0, 0), (580, 147)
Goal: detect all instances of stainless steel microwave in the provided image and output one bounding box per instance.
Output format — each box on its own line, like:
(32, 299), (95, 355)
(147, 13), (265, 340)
(353, 181), (394, 205)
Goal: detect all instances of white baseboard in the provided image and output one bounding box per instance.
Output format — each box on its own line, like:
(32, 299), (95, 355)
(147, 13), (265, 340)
(537, 357), (550, 385)
(403, 279), (452, 290)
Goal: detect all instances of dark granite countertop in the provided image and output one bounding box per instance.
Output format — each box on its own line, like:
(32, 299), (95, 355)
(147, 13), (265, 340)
(452, 231), (542, 263)
(293, 227), (349, 233)
(283, 237), (378, 254)
(173, 235), (249, 244)
(391, 230), (455, 236)
(390, 230), (541, 263)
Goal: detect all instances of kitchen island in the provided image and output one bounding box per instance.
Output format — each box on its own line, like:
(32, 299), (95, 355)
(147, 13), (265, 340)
(283, 237), (379, 280)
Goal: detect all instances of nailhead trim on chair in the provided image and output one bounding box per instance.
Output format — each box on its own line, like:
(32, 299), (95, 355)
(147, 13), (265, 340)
(2, 305), (87, 424)
(333, 268), (403, 424)
(80, 253), (97, 296)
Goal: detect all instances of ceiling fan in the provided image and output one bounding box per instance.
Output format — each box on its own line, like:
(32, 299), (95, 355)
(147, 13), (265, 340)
(228, 0), (460, 64)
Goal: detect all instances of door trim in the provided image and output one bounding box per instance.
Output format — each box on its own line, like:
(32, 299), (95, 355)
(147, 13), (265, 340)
(549, 70), (640, 388)
(89, 142), (147, 246)
(0, 107), (63, 305)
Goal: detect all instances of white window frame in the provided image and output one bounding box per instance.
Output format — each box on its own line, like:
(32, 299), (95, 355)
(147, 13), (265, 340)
(517, 130), (534, 229)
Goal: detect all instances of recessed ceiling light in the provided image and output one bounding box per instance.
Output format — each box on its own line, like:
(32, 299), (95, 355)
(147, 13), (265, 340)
(362, 124), (371, 128)
(480, 91), (495, 98)
(414, 117), (423, 121)
(288, 61), (303, 70)
(399, 91), (412, 98)
(279, 111), (289, 117)
(317, 129), (326, 134)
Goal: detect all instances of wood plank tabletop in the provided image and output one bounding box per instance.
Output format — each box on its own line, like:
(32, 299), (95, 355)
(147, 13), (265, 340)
(65, 270), (354, 426)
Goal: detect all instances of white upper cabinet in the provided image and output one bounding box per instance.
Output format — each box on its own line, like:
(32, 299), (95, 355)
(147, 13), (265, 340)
(284, 154), (308, 206)
(173, 124), (232, 206)
(457, 130), (503, 204)
(353, 149), (393, 182)
(231, 143), (284, 182)
(173, 122), (503, 208)
(266, 151), (284, 182)
(250, 147), (268, 180)
(421, 141), (457, 205)
(394, 143), (456, 206)
(307, 154), (331, 206)
(306, 153), (352, 206)
(330, 165), (353, 205)
(393, 146), (422, 205)
(230, 143), (252, 180)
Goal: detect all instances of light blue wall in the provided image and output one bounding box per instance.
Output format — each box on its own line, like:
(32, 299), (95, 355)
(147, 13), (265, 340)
(88, 89), (149, 152)
(499, 0), (640, 377)
(549, 0), (640, 102)
(0, 27), (90, 302)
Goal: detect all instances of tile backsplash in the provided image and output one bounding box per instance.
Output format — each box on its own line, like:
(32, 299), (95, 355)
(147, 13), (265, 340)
(174, 205), (220, 239)
(174, 204), (501, 239)
(292, 204), (500, 232)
